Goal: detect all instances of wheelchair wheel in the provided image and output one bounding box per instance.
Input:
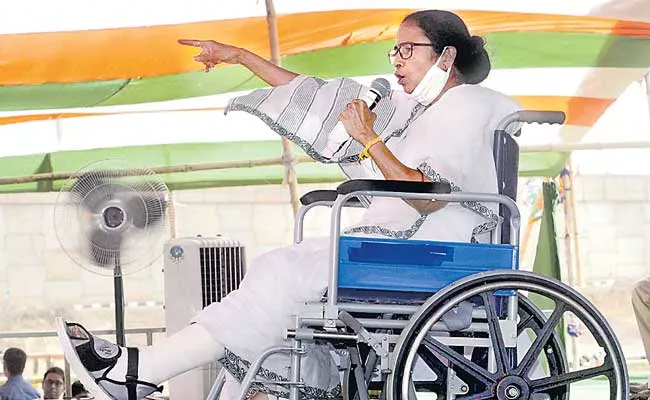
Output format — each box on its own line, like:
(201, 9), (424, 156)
(342, 293), (568, 400)
(386, 270), (627, 400)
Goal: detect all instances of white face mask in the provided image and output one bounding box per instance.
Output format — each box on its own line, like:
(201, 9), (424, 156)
(410, 47), (451, 106)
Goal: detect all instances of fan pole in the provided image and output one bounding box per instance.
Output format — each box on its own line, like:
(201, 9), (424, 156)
(114, 259), (126, 346)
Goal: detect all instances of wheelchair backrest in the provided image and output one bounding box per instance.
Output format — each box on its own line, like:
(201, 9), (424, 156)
(492, 130), (520, 244)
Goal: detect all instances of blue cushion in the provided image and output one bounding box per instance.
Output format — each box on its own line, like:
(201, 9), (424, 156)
(337, 236), (518, 294)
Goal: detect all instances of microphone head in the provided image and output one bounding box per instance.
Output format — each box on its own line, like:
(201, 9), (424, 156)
(370, 78), (391, 98)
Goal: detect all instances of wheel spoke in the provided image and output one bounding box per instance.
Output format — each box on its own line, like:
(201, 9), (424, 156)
(530, 363), (614, 393)
(516, 312), (536, 336)
(421, 335), (495, 385)
(515, 301), (566, 376)
(480, 293), (510, 375)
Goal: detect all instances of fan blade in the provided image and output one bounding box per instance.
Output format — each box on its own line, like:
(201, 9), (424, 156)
(125, 193), (167, 229)
(89, 228), (123, 266)
(72, 181), (126, 213)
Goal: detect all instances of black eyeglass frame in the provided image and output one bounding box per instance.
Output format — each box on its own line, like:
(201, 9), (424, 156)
(388, 42), (435, 61)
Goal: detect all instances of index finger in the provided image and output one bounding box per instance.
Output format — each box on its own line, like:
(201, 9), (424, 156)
(178, 39), (206, 47)
(352, 99), (369, 108)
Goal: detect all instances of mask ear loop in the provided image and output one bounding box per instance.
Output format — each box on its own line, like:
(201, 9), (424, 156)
(437, 46), (451, 71)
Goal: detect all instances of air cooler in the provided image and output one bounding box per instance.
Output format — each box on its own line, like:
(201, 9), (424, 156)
(163, 236), (246, 400)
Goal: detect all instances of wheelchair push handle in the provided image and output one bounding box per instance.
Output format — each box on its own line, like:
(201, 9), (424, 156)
(516, 110), (566, 125)
(497, 110), (566, 137)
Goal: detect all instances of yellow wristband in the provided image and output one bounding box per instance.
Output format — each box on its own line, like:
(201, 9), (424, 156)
(358, 136), (383, 160)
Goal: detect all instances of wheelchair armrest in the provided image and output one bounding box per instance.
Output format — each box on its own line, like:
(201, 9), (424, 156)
(299, 190), (362, 206)
(300, 190), (337, 205)
(337, 179), (452, 196)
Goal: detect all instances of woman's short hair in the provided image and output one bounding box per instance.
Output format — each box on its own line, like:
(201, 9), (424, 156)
(404, 10), (491, 84)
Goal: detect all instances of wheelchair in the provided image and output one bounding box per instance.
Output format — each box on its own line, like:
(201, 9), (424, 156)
(207, 110), (628, 400)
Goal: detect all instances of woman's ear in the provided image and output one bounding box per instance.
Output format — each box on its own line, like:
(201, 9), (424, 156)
(440, 46), (457, 71)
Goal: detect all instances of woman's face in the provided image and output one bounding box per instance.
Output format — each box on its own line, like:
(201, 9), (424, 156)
(392, 20), (437, 93)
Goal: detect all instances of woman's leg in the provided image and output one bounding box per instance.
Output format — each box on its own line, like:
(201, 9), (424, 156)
(139, 323), (223, 384)
(56, 319), (225, 400)
(57, 237), (333, 400)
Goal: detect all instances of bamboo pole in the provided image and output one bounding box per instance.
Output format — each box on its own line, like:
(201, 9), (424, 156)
(519, 218), (537, 267)
(559, 159), (581, 369)
(264, 0), (301, 217)
(645, 70), (650, 122)
(0, 155), (314, 186)
(560, 170), (577, 294)
(563, 157), (584, 287)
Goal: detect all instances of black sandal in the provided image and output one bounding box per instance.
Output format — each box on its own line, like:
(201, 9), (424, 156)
(56, 317), (162, 400)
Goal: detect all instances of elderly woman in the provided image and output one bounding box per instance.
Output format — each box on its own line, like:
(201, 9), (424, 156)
(57, 10), (519, 400)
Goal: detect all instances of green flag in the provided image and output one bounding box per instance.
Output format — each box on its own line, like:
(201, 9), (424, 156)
(530, 181), (566, 346)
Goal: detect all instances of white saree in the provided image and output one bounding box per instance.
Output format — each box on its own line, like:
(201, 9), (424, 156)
(194, 76), (521, 399)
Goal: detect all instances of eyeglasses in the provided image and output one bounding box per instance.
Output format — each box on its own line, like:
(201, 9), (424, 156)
(388, 42), (434, 62)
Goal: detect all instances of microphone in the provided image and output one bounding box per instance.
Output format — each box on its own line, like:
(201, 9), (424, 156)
(322, 78), (392, 159)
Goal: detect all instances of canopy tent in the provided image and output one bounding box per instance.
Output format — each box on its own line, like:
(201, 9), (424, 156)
(1, 0), (650, 192)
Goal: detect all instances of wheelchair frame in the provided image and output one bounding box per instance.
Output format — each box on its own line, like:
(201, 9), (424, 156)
(206, 110), (628, 400)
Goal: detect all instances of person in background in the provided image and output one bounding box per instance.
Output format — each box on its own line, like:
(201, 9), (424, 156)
(631, 278), (650, 399)
(41, 367), (64, 400)
(70, 380), (90, 400)
(0, 348), (40, 400)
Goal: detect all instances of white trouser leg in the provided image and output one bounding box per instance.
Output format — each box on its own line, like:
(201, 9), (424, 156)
(139, 323), (225, 384)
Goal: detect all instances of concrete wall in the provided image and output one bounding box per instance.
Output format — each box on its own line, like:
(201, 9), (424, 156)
(0, 182), (364, 354)
(569, 175), (650, 360)
(574, 175), (650, 280)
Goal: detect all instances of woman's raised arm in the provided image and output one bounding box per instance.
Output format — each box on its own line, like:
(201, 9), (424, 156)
(178, 39), (299, 87)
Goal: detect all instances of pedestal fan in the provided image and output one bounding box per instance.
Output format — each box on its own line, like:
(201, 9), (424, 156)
(54, 159), (172, 346)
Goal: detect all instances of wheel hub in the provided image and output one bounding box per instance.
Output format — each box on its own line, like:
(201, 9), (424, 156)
(496, 376), (530, 400)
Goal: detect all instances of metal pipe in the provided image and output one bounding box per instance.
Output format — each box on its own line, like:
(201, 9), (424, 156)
(286, 329), (358, 341)
(300, 318), (490, 333)
(114, 262), (125, 347)
(521, 140), (650, 153)
(327, 193), (348, 306)
(289, 317), (303, 400)
(206, 369), (227, 400)
(294, 199), (365, 244)
(236, 346), (296, 400)
(294, 201), (332, 244)
(338, 303), (420, 314)
(64, 360), (72, 399)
